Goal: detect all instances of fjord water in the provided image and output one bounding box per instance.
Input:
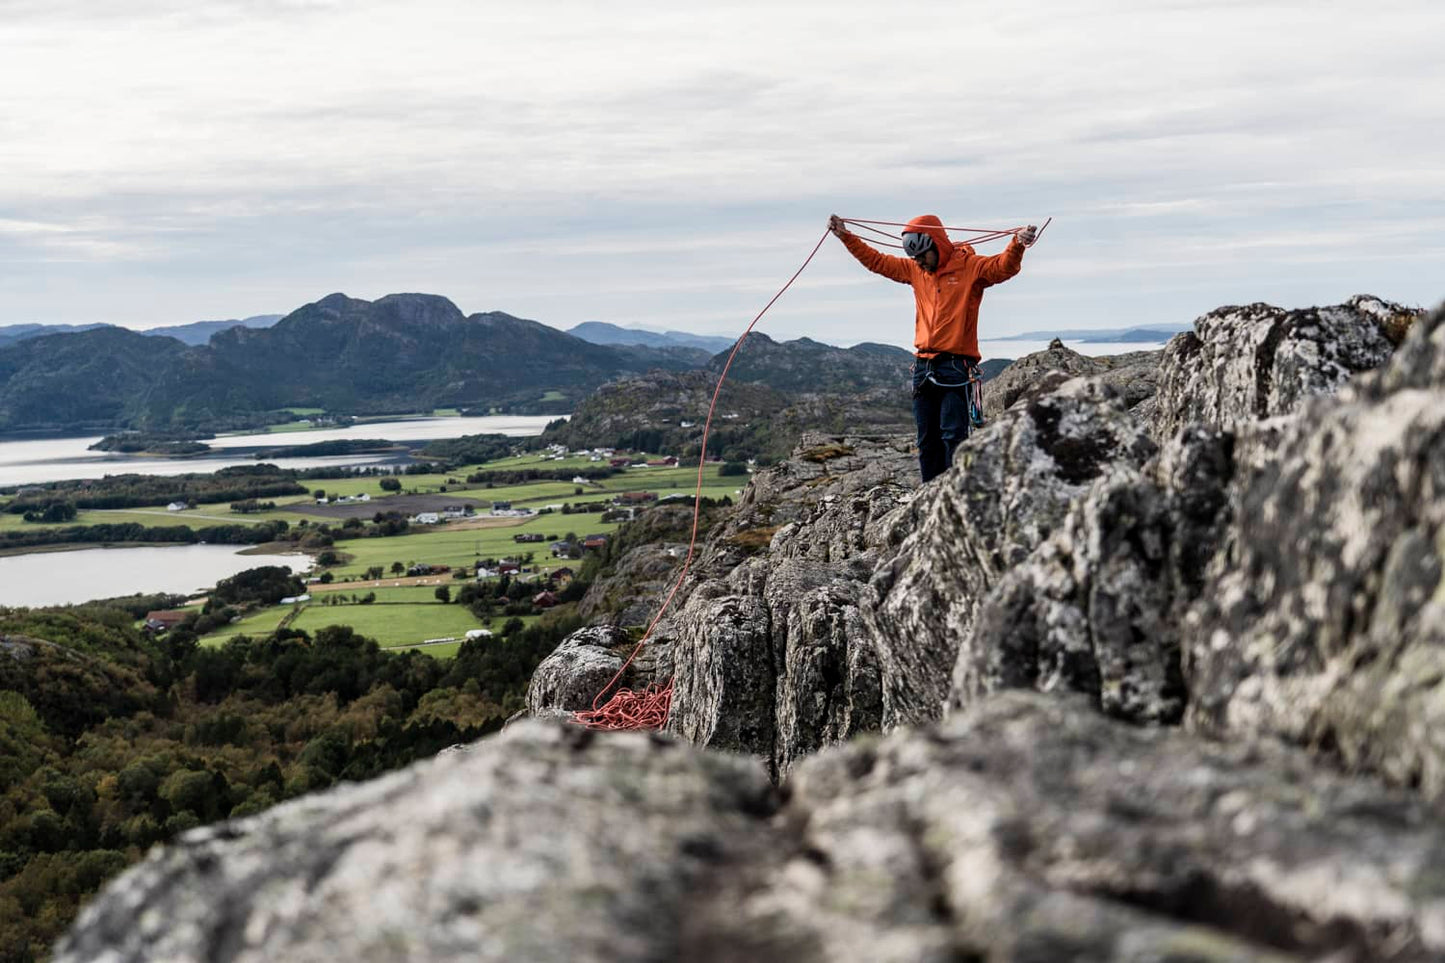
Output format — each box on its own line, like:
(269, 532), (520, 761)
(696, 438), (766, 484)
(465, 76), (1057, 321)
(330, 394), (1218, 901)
(0, 414), (557, 486)
(0, 544), (312, 607)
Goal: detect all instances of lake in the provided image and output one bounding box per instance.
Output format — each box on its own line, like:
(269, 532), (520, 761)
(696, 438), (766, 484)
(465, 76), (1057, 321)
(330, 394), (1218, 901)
(0, 544), (313, 608)
(0, 414), (558, 487)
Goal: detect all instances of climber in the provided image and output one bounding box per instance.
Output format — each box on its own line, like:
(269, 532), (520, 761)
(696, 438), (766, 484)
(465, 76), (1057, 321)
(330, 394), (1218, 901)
(829, 213), (1037, 483)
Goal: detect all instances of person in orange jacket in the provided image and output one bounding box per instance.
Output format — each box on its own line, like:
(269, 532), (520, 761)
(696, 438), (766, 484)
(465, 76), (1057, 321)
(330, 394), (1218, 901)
(829, 213), (1037, 483)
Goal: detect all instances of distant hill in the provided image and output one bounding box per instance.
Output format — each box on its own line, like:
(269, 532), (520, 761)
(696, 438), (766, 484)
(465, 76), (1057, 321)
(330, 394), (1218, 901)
(143, 314), (284, 346)
(538, 369), (914, 463)
(708, 334), (913, 393)
(1011, 323), (1191, 343)
(0, 327), (193, 432)
(0, 322), (114, 350)
(0, 294), (707, 434)
(568, 321), (737, 353)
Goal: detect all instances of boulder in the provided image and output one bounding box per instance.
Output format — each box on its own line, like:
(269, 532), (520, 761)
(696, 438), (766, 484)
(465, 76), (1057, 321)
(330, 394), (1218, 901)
(58, 695), (1445, 963)
(523, 625), (656, 716)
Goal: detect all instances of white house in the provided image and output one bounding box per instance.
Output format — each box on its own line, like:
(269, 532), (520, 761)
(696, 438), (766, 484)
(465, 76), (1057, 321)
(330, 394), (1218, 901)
(465, 629), (494, 641)
(166, 502), (187, 512)
(413, 512), (441, 525)
(278, 594), (312, 605)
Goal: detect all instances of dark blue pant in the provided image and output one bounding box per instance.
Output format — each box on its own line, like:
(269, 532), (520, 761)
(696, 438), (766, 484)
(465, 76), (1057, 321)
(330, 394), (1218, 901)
(912, 356), (976, 484)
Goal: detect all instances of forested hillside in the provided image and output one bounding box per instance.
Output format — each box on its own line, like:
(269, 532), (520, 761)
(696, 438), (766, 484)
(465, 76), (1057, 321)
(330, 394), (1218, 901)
(0, 597), (583, 961)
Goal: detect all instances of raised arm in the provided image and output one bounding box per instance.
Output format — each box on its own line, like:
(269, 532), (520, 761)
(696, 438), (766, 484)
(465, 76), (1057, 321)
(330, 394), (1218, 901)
(829, 215), (912, 284)
(977, 225), (1037, 285)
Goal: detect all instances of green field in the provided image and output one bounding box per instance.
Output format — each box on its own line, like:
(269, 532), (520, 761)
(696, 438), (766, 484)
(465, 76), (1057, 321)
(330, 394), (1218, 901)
(292, 602), (483, 645)
(325, 519), (608, 578)
(199, 605), (300, 644)
(202, 599), (492, 650)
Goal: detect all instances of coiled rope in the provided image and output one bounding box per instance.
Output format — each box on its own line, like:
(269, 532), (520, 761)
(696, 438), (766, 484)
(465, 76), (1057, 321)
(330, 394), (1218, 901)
(573, 216), (1044, 730)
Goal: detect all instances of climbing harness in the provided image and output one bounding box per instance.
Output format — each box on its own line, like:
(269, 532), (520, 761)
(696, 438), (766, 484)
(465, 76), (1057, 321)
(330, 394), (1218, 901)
(573, 215), (1048, 731)
(915, 354), (988, 430)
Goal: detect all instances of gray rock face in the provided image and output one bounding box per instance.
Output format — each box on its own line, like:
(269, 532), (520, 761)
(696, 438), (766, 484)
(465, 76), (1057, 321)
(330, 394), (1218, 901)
(529, 433), (916, 780)
(958, 425), (1234, 723)
(1185, 303), (1445, 797)
(870, 378), (1158, 729)
(523, 625), (647, 716)
(1148, 295), (1409, 442)
(58, 695), (1445, 963)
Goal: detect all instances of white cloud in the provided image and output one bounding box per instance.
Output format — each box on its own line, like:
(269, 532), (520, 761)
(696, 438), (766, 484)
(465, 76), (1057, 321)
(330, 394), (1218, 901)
(0, 0), (1441, 334)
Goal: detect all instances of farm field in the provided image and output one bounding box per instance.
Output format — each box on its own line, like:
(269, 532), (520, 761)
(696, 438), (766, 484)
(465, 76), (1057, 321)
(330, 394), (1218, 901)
(315, 584), (452, 603)
(200, 598), (504, 651)
(291, 602), (483, 646)
(199, 604), (302, 645)
(324, 519), (613, 579)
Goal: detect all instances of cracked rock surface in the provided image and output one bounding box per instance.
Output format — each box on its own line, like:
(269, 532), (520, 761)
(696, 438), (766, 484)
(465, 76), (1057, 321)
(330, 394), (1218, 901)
(56, 695), (1445, 963)
(1147, 295), (1411, 443)
(1184, 303), (1445, 796)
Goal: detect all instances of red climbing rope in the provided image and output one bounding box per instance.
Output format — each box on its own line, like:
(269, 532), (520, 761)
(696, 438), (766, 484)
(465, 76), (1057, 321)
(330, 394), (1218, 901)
(574, 215), (1046, 730)
(573, 226), (834, 730)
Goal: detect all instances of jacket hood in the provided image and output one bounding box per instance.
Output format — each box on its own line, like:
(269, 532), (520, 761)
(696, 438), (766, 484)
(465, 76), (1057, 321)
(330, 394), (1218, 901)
(904, 214), (956, 269)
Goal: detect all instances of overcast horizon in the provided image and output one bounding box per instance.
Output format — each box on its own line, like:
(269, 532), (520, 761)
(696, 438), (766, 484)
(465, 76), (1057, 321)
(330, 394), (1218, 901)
(3, 0), (1442, 350)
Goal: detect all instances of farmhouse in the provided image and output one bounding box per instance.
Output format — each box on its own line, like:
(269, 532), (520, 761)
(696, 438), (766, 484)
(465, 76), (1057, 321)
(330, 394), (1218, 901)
(532, 590), (558, 609)
(142, 610), (189, 633)
(166, 502), (188, 512)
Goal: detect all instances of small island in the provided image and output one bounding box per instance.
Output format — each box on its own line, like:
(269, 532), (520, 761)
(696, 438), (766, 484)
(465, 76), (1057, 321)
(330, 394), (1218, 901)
(88, 430), (215, 455)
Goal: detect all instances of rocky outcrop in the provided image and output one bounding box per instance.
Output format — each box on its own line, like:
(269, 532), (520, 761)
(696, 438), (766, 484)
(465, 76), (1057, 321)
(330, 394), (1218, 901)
(662, 437), (916, 779)
(58, 695), (1445, 963)
(533, 297), (1428, 777)
(1184, 302), (1445, 795)
(983, 338), (1160, 418)
(531, 433), (917, 779)
(870, 378), (1158, 728)
(1147, 295), (1413, 443)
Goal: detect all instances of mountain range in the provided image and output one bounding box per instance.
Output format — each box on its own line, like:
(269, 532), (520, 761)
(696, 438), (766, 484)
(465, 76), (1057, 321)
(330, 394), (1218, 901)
(566, 321), (737, 353)
(1007, 323), (1191, 342)
(0, 314), (283, 350)
(0, 294), (922, 435)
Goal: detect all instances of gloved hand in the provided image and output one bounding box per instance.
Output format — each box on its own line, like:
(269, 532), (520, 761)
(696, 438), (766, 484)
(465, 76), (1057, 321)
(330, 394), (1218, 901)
(1016, 224), (1038, 247)
(828, 214), (847, 237)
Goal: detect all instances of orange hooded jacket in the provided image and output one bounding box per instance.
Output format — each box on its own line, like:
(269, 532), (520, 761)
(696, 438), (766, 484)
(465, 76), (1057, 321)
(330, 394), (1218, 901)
(839, 214), (1024, 360)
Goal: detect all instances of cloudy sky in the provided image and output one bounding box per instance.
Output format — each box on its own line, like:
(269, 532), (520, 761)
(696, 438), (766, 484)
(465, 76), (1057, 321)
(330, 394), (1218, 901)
(2, 0), (1441, 347)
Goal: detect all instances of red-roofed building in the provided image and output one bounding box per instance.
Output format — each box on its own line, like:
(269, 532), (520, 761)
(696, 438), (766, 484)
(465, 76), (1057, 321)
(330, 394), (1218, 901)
(143, 610), (190, 634)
